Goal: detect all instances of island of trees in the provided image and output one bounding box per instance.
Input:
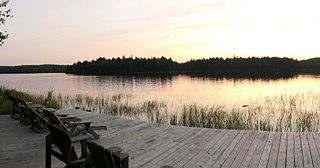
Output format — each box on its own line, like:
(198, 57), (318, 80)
(2, 56), (320, 78)
(65, 56), (303, 78)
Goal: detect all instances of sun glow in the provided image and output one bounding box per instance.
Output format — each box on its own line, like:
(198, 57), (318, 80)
(1, 0), (320, 65)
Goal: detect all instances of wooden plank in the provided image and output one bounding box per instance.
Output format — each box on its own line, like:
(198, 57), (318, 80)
(257, 131), (275, 168)
(198, 130), (241, 167)
(294, 132), (304, 167)
(190, 129), (236, 167)
(307, 132), (320, 167)
(99, 123), (173, 155)
(128, 126), (196, 164)
(239, 131), (266, 168)
(286, 132), (294, 168)
(211, 130), (246, 167)
(248, 131), (269, 168)
(131, 127), (203, 167)
(151, 128), (218, 168)
(125, 125), (188, 158)
(229, 131), (257, 168)
(276, 132), (287, 168)
(267, 132), (281, 168)
(300, 132), (313, 167)
(173, 129), (223, 168)
(6, 110), (320, 168)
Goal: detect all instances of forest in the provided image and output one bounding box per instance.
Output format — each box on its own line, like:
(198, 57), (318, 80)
(66, 56), (179, 75)
(65, 56), (303, 78)
(2, 57), (320, 78)
(0, 64), (67, 73)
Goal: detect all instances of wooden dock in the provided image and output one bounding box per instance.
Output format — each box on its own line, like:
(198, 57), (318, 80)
(1, 109), (320, 168)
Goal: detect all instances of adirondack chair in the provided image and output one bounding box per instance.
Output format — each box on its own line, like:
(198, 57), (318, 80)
(44, 110), (107, 139)
(87, 141), (129, 168)
(7, 95), (22, 120)
(46, 123), (90, 168)
(18, 105), (77, 132)
(19, 105), (47, 131)
(14, 96), (45, 109)
(9, 96), (45, 125)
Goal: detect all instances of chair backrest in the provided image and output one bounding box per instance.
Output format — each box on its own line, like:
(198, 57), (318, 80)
(87, 141), (117, 168)
(14, 97), (29, 107)
(26, 106), (47, 124)
(44, 110), (69, 131)
(7, 95), (21, 113)
(46, 123), (78, 162)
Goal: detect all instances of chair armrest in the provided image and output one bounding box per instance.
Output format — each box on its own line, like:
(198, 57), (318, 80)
(117, 152), (129, 160)
(71, 134), (94, 142)
(56, 114), (68, 117)
(109, 146), (122, 153)
(69, 121), (92, 126)
(68, 158), (87, 165)
(90, 125), (107, 130)
(29, 104), (45, 108)
(60, 117), (81, 123)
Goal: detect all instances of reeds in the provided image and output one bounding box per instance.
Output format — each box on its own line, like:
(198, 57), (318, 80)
(2, 85), (319, 132)
(53, 92), (320, 132)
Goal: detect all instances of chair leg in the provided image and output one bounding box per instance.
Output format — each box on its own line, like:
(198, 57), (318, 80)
(45, 139), (52, 168)
(80, 141), (88, 158)
(121, 157), (129, 168)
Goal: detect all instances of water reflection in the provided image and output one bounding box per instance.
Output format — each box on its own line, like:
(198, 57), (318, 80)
(0, 73), (319, 107)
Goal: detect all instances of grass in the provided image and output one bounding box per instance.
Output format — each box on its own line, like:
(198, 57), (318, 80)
(54, 92), (320, 132)
(2, 85), (320, 132)
(0, 86), (60, 115)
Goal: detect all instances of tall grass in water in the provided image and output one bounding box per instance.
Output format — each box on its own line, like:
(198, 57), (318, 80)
(56, 94), (169, 124)
(55, 92), (320, 132)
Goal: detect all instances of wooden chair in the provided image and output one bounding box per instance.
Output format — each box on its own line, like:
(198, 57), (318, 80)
(9, 96), (45, 126)
(20, 105), (50, 132)
(7, 95), (22, 120)
(45, 110), (107, 139)
(46, 122), (90, 168)
(87, 141), (129, 168)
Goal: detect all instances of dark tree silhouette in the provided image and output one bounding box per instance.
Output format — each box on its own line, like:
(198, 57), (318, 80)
(0, 0), (12, 46)
(0, 65), (68, 73)
(66, 56), (300, 79)
(179, 57), (300, 78)
(66, 56), (179, 75)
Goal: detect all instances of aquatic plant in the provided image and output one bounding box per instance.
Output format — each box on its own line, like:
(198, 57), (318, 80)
(53, 92), (320, 132)
(3, 85), (320, 132)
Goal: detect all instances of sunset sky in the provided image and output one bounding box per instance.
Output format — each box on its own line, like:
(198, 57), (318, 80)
(1, 0), (320, 65)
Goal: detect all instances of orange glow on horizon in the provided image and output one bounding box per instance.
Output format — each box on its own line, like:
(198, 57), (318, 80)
(1, 0), (320, 65)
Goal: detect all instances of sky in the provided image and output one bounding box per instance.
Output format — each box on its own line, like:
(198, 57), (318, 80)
(1, 0), (320, 65)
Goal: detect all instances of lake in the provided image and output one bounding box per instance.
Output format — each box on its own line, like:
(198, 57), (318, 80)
(0, 73), (320, 108)
(2, 73), (320, 131)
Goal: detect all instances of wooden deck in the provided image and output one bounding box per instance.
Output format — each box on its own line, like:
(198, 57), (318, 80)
(1, 109), (320, 168)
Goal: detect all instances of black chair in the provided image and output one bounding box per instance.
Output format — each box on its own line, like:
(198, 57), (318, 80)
(87, 141), (129, 168)
(45, 109), (107, 139)
(8, 95), (45, 126)
(46, 123), (90, 168)
(22, 105), (47, 131)
(7, 95), (22, 120)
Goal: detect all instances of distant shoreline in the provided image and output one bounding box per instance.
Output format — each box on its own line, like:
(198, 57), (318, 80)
(1, 56), (320, 78)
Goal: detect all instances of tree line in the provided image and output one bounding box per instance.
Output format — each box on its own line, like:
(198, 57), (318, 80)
(0, 65), (67, 73)
(66, 56), (179, 75)
(2, 57), (319, 78)
(65, 56), (305, 78)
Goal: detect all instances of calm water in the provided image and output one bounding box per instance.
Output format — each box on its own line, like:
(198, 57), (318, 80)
(1, 73), (320, 107)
